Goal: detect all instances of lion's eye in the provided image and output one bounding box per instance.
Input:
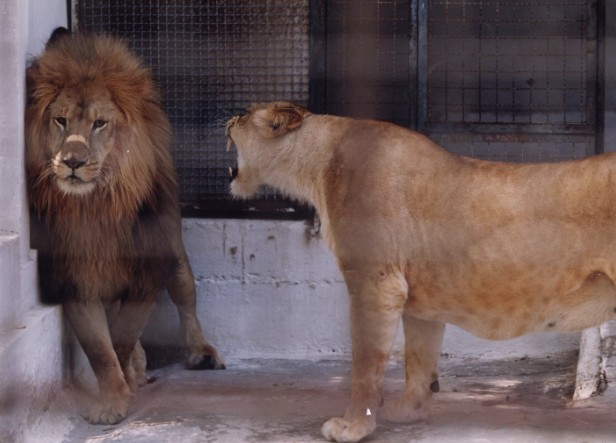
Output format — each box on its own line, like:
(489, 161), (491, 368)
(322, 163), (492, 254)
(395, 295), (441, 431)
(54, 117), (67, 129)
(92, 119), (107, 131)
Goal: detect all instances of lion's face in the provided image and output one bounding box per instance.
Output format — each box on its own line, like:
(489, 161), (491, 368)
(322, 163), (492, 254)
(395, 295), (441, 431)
(44, 89), (122, 196)
(26, 32), (168, 206)
(226, 101), (308, 199)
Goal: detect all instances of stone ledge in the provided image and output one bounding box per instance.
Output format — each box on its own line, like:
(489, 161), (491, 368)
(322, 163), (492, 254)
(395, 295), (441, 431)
(0, 305), (64, 443)
(574, 320), (616, 401)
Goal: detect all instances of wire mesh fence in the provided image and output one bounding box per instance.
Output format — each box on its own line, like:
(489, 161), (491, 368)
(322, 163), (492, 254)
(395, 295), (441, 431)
(74, 0), (601, 215)
(75, 0), (310, 211)
(425, 0), (597, 161)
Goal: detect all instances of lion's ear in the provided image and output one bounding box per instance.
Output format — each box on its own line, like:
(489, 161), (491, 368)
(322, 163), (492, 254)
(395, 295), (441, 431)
(254, 102), (308, 138)
(45, 27), (71, 50)
(26, 63), (60, 119)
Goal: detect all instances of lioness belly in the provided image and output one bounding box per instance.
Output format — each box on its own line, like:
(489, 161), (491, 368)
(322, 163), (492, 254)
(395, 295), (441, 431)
(409, 270), (616, 340)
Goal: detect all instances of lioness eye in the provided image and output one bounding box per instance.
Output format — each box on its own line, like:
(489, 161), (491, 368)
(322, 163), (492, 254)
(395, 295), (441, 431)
(92, 119), (107, 130)
(54, 117), (67, 129)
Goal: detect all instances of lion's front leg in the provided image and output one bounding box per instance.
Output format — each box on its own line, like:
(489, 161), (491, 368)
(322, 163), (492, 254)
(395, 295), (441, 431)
(381, 314), (444, 423)
(64, 300), (132, 424)
(167, 248), (225, 370)
(322, 268), (406, 443)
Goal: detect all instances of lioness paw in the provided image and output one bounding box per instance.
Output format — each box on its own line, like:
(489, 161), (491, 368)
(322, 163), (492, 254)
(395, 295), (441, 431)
(321, 416), (376, 443)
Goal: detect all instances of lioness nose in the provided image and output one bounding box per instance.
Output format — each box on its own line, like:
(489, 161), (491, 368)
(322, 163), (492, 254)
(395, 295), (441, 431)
(63, 157), (86, 170)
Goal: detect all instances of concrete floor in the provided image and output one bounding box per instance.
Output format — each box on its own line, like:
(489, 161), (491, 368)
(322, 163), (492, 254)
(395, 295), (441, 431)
(25, 351), (616, 443)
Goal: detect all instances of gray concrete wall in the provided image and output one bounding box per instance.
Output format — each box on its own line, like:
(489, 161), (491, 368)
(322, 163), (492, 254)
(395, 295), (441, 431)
(0, 1), (67, 440)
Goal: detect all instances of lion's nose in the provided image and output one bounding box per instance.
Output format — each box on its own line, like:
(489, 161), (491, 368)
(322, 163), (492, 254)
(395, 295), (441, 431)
(63, 157), (86, 170)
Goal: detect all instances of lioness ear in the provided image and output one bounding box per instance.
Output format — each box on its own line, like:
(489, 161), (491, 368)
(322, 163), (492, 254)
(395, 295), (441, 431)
(254, 102), (308, 138)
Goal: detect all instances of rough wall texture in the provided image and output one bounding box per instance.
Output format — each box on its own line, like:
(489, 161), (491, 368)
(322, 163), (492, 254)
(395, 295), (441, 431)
(0, 0), (67, 439)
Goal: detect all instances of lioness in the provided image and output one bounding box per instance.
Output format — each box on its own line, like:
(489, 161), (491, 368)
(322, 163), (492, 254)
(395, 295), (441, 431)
(26, 29), (224, 424)
(227, 101), (616, 442)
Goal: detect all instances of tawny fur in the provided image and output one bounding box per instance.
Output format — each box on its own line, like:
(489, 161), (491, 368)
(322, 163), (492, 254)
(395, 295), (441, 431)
(26, 30), (223, 425)
(227, 101), (616, 442)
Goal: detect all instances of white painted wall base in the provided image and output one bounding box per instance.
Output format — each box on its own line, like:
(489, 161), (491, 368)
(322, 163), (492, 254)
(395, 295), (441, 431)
(0, 236), (65, 443)
(142, 219), (580, 363)
(0, 1), (68, 440)
(574, 321), (616, 401)
(0, 304), (65, 443)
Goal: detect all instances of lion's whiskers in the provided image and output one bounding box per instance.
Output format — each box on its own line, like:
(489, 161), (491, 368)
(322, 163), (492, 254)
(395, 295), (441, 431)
(32, 162), (55, 189)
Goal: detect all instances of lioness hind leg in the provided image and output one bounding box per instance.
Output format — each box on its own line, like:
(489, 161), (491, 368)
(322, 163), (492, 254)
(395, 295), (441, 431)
(64, 300), (132, 424)
(381, 313), (445, 423)
(167, 249), (225, 370)
(554, 271), (616, 331)
(322, 268), (406, 443)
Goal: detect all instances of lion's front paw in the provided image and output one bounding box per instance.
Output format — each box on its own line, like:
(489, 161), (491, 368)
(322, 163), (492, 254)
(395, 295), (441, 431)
(321, 416), (376, 443)
(187, 351), (226, 370)
(380, 395), (431, 423)
(83, 397), (129, 425)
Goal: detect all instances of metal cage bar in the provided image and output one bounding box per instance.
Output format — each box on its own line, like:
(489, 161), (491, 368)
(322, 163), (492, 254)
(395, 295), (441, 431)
(73, 0), (311, 218)
(422, 0), (601, 162)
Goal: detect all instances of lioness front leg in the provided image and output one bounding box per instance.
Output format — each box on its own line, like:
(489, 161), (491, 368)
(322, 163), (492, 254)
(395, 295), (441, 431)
(322, 268), (406, 443)
(381, 314), (444, 423)
(64, 300), (132, 424)
(167, 248), (225, 369)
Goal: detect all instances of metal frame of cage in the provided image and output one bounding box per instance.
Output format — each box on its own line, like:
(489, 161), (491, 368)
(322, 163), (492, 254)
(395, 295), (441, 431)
(72, 0), (605, 218)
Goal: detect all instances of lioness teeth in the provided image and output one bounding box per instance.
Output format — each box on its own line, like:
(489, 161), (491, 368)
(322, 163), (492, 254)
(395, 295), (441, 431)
(229, 167), (238, 179)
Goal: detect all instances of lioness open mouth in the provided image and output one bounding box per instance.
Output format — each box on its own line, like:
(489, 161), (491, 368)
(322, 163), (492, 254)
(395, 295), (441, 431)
(226, 139), (238, 181)
(225, 126), (239, 182)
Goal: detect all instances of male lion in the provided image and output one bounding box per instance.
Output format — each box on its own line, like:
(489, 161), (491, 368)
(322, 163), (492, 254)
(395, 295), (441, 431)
(227, 101), (616, 442)
(25, 29), (224, 424)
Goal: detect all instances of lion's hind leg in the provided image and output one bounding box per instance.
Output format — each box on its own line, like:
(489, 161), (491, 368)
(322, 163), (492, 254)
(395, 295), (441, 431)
(131, 340), (148, 387)
(322, 266), (407, 442)
(381, 314), (445, 423)
(108, 299), (158, 394)
(167, 248), (225, 370)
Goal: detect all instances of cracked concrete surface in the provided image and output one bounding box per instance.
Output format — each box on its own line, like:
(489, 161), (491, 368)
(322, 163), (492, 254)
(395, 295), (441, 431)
(25, 351), (616, 443)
